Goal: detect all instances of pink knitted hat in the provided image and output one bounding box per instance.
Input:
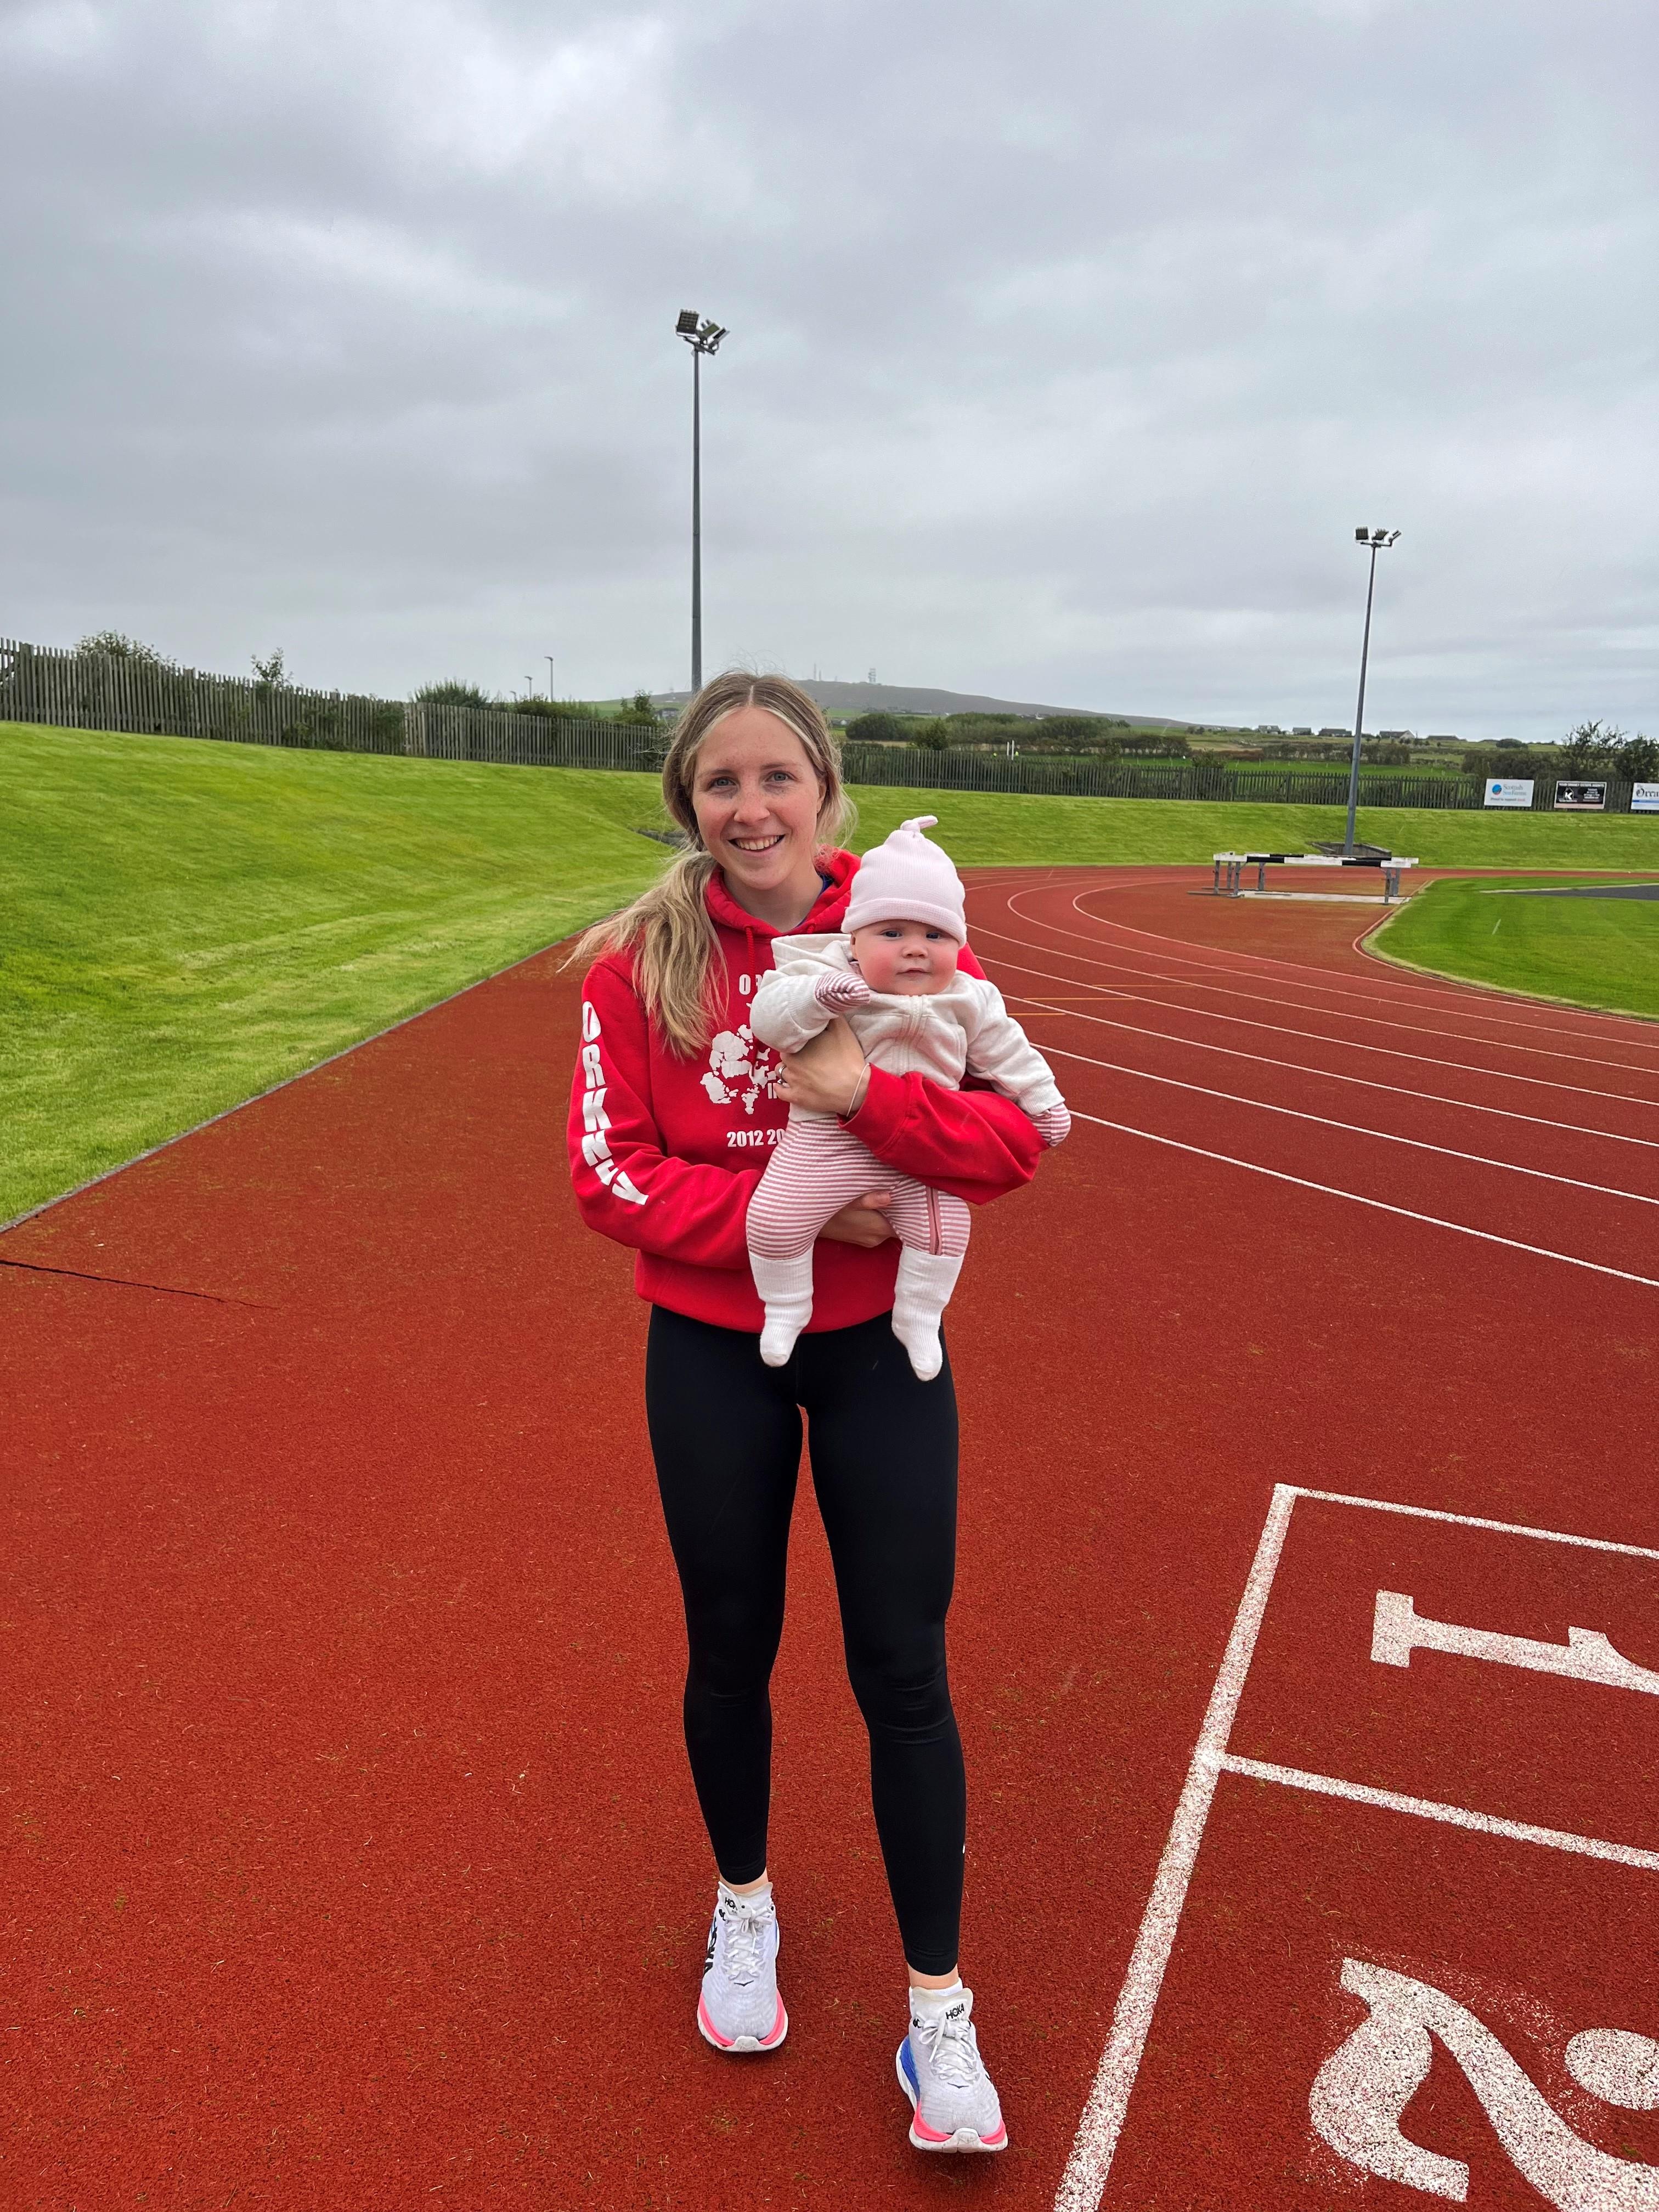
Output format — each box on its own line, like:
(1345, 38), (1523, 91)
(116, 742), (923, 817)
(843, 815), (967, 943)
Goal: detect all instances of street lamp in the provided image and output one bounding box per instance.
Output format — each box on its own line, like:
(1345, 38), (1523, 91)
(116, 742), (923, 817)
(676, 308), (727, 692)
(1343, 526), (1401, 856)
(545, 654), (556, 703)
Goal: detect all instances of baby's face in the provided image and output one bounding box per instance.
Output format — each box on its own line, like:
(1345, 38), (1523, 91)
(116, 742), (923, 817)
(848, 919), (961, 995)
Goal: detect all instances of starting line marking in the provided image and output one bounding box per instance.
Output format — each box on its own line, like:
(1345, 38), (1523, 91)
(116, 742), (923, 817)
(1054, 1485), (1659, 2212)
(1216, 1756), (1659, 1873)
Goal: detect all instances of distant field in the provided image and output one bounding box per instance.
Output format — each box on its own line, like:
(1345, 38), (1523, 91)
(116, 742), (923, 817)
(1373, 874), (1659, 1020)
(844, 782), (1659, 867)
(5, 719), (1658, 1220)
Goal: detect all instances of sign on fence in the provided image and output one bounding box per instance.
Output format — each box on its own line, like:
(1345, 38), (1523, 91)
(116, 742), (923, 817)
(1483, 778), (1534, 809)
(1633, 783), (1659, 814)
(1554, 781), (1607, 811)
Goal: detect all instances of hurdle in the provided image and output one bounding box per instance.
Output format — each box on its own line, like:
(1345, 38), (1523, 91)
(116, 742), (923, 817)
(1212, 853), (1417, 902)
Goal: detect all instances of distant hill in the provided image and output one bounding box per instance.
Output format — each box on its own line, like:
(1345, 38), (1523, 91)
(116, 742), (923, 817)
(649, 678), (1187, 726)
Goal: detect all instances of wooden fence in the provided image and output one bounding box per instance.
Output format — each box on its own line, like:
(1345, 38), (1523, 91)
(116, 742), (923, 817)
(2, 636), (1647, 813)
(0, 637), (653, 770)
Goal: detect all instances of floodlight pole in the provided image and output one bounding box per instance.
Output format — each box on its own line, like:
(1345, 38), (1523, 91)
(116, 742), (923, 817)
(545, 654), (556, 703)
(676, 310), (727, 694)
(691, 342), (703, 691)
(1344, 527), (1398, 855)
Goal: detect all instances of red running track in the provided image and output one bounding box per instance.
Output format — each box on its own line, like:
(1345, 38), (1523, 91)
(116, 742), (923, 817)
(3, 865), (1656, 2210)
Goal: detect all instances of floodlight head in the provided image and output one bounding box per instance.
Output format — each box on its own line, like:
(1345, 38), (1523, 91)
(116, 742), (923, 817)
(1385, 529), (1401, 545)
(675, 308), (700, 335)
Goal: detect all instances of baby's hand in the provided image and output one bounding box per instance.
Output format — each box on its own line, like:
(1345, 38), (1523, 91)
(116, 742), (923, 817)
(1031, 1102), (1071, 1148)
(814, 971), (873, 1010)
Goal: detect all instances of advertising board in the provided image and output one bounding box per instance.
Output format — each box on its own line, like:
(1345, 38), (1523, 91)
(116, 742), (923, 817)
(1633, 783), (1659, 814)
(1553, 781), (1607, 811)
(1483, 779), (1534, 809)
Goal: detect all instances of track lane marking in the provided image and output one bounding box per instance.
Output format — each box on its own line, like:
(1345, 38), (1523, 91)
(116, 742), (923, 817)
(978, 874), (1659, 1063)
(1067, 1109), (1659, 1291)
(1058, 1484), (1659, 2211)
(998, 979), (1659, 1154)
(1002, 874), (1659, 1051)
(1289, 1487), (1659, 1560)
(1216, 1757), (1659, 1871)
(1019, 1025), (1659, 1211)
(994, 891), (1659, 1082)
(1052, 1488), (1298, 2212)
(977, 932), (1659, 1112)
(1060, 881), (1659, 1053)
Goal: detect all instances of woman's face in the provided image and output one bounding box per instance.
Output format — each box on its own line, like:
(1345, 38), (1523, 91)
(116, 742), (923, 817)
(690, 707), (827, 914)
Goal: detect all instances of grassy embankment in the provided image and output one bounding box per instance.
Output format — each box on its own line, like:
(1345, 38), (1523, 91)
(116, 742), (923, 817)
(5, 718), (1658, 1220)
(1373, 875), (1659, 1021)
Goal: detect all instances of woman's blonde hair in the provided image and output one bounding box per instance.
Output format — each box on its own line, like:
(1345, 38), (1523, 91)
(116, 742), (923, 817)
(572, 672), (855, 1055)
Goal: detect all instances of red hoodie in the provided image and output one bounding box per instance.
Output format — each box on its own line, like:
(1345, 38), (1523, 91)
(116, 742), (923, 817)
(568, 849), (1042, 1332)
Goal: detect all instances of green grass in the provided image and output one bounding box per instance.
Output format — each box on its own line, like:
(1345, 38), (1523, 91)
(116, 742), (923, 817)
(0, 723), (671, 1222)
(842, 783), (1659, 867)
(6, 720), (1659, 1221)
(1372, 874), (1659, 1020)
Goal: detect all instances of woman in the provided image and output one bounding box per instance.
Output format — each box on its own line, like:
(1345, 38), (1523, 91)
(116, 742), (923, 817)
(567, 673), (1043, 2154)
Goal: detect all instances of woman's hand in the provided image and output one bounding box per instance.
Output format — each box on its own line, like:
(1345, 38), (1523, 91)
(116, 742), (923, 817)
(776, 1017), (870, 1118)
(819, 1192), (896, 1248)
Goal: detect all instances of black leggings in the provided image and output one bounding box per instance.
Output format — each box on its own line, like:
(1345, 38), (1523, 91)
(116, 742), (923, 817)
(644, 1306), (966, 1974)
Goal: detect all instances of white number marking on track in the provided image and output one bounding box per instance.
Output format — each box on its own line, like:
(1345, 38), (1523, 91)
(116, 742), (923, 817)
(1372, 1592), (1659, 1696)
(1311, 1957), (1659, 2206)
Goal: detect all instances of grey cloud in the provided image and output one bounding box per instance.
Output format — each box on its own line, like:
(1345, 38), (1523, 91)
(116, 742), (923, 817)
(1, 0), (1654, 735)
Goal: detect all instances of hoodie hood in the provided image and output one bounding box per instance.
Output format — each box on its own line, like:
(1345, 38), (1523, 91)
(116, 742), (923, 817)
(703, 846), (859, 943)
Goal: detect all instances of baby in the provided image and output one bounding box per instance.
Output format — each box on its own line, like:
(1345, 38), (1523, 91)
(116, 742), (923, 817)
(747, 816), (1069, 1380)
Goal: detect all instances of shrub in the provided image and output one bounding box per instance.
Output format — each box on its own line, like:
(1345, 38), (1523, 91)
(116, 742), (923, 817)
(845, 712), (909, 745)
(414, 680), (494, 708)
(75, 630), (176, 668)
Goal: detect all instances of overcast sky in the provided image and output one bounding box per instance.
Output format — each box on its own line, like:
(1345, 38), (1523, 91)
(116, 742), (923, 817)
(2, 0), (1654, 738)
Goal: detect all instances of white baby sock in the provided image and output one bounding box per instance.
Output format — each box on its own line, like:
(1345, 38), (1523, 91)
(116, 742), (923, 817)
(750, 1252), (815, 1367)
(891, 1249), (964, 1382)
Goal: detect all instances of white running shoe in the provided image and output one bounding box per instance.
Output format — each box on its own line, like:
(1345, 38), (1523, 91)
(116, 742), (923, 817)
(697, 1886), (788, 2053)
(896, 1986), (1007, 2151)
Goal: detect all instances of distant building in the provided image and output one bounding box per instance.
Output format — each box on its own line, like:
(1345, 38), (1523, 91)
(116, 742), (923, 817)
(1426, 734), (1458, 743)
(1292, 726), (1313, 735)
(1318, 727), (1348, 738)
(1378, 729), (1415, 740)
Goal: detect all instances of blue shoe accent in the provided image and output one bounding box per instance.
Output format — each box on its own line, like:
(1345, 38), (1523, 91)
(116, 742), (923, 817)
(899, 2035), (920, 2097)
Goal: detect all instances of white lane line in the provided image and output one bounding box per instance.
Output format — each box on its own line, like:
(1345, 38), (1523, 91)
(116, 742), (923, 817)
(996, 877), (1659, 1064)
(1069, 1108), (1659, 1291)
(1286, 1486), (1659, 1561)
(1020, 1026), (1659, 1209)
(1038, 878), (1659, 1051)
(994, 965), (1659, 1154)
(1057, 1480), (1659, 2210)
(995, 896), (1659, 1082)
(1052, 1486), (1299, 2212)
(1058, 885), (1659, 1054)
(1217, 1757), (1659, 1872)
(978, 932), (1659, 1112)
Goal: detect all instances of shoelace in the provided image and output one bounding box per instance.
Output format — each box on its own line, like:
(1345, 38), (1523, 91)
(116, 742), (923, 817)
(719, 1897), (772, 1987)
(913, 2007), (981, 2089)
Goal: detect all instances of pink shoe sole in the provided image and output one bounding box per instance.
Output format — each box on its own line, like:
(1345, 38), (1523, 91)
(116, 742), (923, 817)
(697, 1988), (788, 2053)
